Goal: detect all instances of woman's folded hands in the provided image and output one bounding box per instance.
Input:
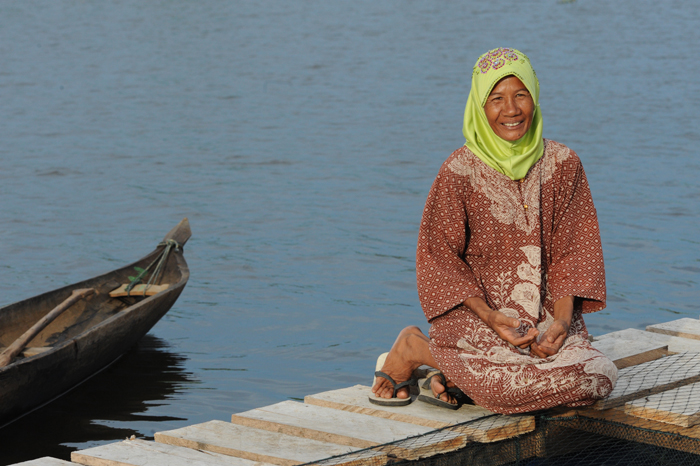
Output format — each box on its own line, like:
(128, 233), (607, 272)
(465, 295), (574, 357)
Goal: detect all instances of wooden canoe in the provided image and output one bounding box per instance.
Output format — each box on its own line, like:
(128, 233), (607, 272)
(0, 218), (191, 428)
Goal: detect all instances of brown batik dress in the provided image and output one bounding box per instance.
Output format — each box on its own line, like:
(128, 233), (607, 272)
(416, 139), (618, 414)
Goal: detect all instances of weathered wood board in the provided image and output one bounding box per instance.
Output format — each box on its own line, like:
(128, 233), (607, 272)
(623, 382), (700, 428)
(304, 385), (534, 442)
(0, 346), (55, 359)
(647, 318), (700, 341)
(305, 385), (494, 429)
(388, 414), (534, 460)
(590, 338), (668, 369)
(449, 414), (535, 443)
(304, 450), (390, 466)
(155, 420), (379, 466)
(231, 400), (432, 448)
(593, 328), (700, 353)
(10, 459), (73, 466)
(313, 416), (535, 464)
(71, 438), (271, 466)
(379, 428), (468, 461)
(109, 284), (170, 297)
(593, 352), (700, 410)
(557, 409), (700, 456)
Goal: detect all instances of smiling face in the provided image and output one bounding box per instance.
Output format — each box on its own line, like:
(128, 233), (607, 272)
(483, 75), (535, 141)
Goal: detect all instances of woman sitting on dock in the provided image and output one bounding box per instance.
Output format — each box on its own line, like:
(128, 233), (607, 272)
(371, 48), (618, 415)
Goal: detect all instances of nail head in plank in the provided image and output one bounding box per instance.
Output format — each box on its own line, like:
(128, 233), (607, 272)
(590, 338), (668, 369)
(231, 400), (431, 448)
(71, 438), (270, 466)
(623, 382), (700, 428)
(155, 420), (370, 466)
(593, 352), (700, 410)
(647, 318), (700, 341)
(305, 385), (496, 429)
(8, 459), (73, 466)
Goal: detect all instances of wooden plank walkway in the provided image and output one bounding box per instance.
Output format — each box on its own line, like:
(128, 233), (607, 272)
(623, 382), (700, 427)
(154, 420), (363, 466)
(71, 439), (268, 466)
(590, 337), (668, 369)
(593, 352), (700, 410)
(647, 318), (700, 340)
(230, 400), (434, 448)
(9, 317), (700, 466)
(593, 327), (700, 353)
(12, 460), (73, 466)
(305, 385), (500, 430)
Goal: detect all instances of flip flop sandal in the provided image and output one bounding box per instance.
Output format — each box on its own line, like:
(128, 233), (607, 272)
(417, 370), (472, 410)
(368, 371), (416, 406)
(368, 352), (416, 406)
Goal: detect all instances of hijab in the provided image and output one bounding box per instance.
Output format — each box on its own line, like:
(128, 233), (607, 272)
(462, 48), (543, 181)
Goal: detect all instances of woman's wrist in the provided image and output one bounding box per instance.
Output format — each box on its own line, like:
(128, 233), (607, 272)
(552, 295), (574, 327)
(553, 318), (570, 333)
(464, 297), (495, 323)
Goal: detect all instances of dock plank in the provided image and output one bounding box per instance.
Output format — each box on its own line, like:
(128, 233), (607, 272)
(623, 382), (700, 428)
(305, 385), (494, 429)
(593, 352), (700, 410)
(155, 420), (380, 466)
(71, 438), (270, 466)
(386, 414), (534, 460)
(231, 400), (432, 448)
(379, 429), (468, 461)
(231, 400), (531, 461)
(10, 459), (73, 466)
(591, 338), (668, 369)
(647, 318), (700, 341)
(304, 385), (534, 442)
(593, 328), (700, 354)
(557, 408), (700, 456)
(449, 414), (535, 443)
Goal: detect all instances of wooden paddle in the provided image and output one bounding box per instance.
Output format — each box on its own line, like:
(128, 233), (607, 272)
(0, 288), (95, 368)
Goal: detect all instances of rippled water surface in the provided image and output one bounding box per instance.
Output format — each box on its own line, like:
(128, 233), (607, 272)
(0, 1), (698, 463)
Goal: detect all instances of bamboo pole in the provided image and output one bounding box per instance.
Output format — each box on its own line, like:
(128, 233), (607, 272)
(0, 288), (95, 368)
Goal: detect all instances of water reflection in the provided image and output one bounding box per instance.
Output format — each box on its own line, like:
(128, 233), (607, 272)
(0, 335), (197, 465)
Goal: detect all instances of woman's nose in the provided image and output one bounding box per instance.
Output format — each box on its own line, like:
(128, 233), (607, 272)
(503, 97), (520, 115)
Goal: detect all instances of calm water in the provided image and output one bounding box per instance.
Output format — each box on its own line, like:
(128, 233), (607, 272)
(0, 0), (698, 463)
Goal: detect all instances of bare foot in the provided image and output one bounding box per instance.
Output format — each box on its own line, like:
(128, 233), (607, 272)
(429, 375), (459, 405)
(371, 326), (428, 400)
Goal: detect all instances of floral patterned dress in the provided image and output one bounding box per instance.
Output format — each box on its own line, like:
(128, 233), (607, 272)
(417, 140), (618, 414)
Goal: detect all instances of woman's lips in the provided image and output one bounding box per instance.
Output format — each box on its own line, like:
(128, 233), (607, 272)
(502, 121), (523, 128)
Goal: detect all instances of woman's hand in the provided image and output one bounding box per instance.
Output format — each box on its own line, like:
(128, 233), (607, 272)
(465, 297), (538, 348)
(530, 319), (569, 357)
(486, 310), (539, 348)
(530, 295), (574, 358)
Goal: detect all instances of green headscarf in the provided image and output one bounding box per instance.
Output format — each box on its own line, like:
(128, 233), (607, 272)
(462, 48), (543, 181)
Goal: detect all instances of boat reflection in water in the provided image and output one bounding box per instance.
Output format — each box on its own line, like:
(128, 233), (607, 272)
(0, 334), (198, 465)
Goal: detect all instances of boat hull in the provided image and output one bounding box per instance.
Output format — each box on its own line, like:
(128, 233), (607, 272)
(0, 221), (190, 427)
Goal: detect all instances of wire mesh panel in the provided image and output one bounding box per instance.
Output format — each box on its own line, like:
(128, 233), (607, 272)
(304, 353), (700, 466)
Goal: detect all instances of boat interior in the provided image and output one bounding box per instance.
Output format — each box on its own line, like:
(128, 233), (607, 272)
(0, 249), (184, 362)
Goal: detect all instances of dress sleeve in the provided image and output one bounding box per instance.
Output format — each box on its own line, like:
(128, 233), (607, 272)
(546, 151), (606, 314)
(416, 159), (485, 322)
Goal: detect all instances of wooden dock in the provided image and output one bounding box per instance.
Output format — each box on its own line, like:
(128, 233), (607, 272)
(12, 316), (700, 466)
